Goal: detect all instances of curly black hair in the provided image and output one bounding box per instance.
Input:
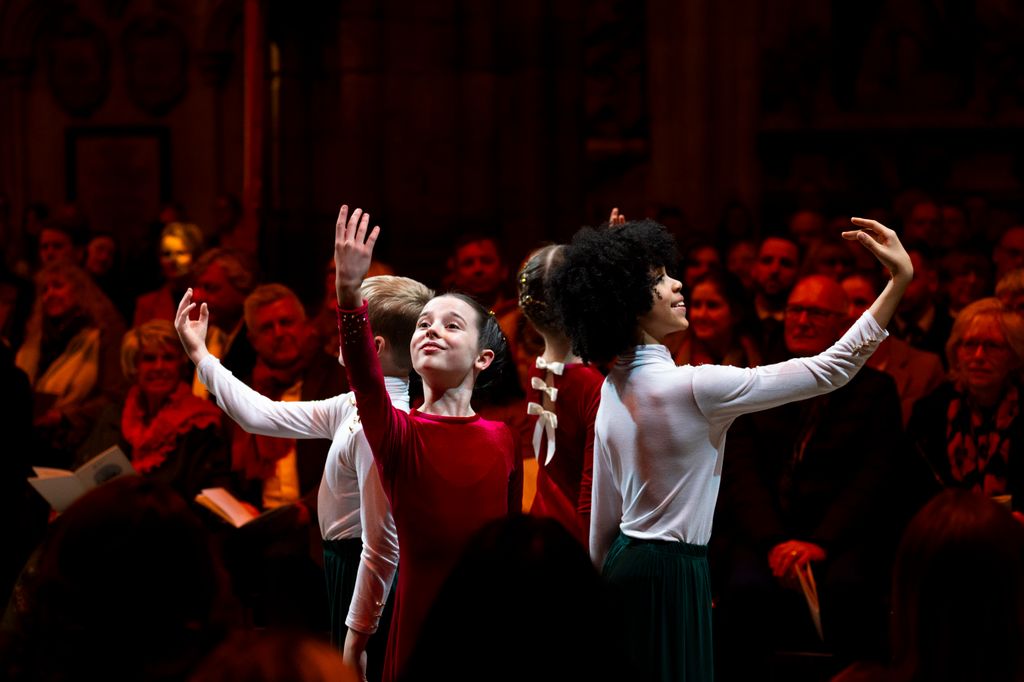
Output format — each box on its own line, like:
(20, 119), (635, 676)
(549, 220), (679, 364)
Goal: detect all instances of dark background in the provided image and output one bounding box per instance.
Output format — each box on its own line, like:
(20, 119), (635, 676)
(2, 0), (1023, 300)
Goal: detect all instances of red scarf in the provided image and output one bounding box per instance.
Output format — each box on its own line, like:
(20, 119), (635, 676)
(230, 361), (298, 481)
(945, 383), (1018, 496)
(121, 382), (222, 474)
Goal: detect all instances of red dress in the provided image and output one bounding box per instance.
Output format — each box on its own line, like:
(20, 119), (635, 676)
(527, 361), (603, 549)
(338, 303), (521, 681)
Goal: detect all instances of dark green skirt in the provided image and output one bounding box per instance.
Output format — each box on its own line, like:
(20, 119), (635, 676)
(323, 537), (363, 649)
(603, 533), (713, 682)
(322, 537), (395, 682)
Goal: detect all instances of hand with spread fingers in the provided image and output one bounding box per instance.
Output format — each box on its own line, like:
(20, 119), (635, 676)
(334, 204), (381, 310)
(841, 217), (913, 329)
(174, 287), (211, 366)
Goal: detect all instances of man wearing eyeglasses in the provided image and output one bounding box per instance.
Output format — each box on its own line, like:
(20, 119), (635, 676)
(713, 275), (906, 676)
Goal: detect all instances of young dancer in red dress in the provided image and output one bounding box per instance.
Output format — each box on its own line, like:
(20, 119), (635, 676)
(333, 205), (522, 682)
(518, 245), (603, 549)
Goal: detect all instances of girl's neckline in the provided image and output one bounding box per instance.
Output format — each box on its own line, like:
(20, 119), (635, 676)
(410, 409), (482, 424)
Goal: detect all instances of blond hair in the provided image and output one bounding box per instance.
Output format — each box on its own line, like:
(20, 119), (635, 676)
(243, 284), (306, 334)
(361, 275), (434, 371)
(946, 297), (1024, 382)
(995, 268), (1024, 304)
(161, 222), (204, 256)
(121, 319), (184, 380)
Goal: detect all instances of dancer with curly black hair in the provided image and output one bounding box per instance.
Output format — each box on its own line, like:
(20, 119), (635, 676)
(549, 215), (913, 682)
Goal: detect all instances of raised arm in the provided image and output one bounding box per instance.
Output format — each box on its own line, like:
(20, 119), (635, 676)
(176, 289), (344, 439)
(694, 219), (912, 422)
(335, 205), (379, 310)
(334, 205), (408, 478)
(842, 217), (913, 329)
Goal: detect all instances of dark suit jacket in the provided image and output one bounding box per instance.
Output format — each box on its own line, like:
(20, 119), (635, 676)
(718, 366), (905, 554)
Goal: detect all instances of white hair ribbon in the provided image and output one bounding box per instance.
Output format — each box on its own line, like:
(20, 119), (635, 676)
(527, 401), (558, 465)
(531, 376), (559, 402)
(535, 357), (565, 375)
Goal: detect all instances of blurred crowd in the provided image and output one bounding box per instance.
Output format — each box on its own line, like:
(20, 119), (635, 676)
(0, 189), (1022, 682)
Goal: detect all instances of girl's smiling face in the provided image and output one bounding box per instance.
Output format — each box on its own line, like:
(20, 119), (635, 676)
(411, 295), (493, 387)
(637, 267), (688, 342)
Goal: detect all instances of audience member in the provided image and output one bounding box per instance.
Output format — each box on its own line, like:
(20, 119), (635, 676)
(716, 275), (905, 674)
(192, 248), (259, 383)
(907, 298), (1024, 508)
(834, 489), (1024, 682)
(890, 248), (953, 360)
(938, 201), (970, 252)
(940, 251), (993, 317)
(788, 209), (827, 249)
(84, 231), (132, 321)
(669, 271), (761, 367)
(135, 221), (205, 326)
(16, 262), (125, 463)
(518, 245), (602, 547)
(751, 235), (801, 362)
(75, 319), (233, 500)
(0, 338), (40, 609)
(725, 238), (758, 290)
(680, 241), (722, 290)
(995, 267), (1024, 314)
(992, 225), (1024, 282)
(190, 629), (357, 682)
(802, 240), (856, 282)
(5, 476), (238, 682)
(447, 233), (513, 315)
(901, 198), (941, 249)
(228, 284), (319, 509)
(842, 274), (945, 425)
(37, 217), (85, 268)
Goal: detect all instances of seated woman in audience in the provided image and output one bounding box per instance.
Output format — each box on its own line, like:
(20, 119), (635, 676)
(518, 245), (603, 547)
(668, 271), (762, 367)
(908, 298), (1024, 509)
(333, 205), (521, 682)
(77, 319), (232, 500)
(16, 262), (124, 462)
(834, 489), (1024, 682)
(134, 221), (204, 326)
(549, 216), (911, 682)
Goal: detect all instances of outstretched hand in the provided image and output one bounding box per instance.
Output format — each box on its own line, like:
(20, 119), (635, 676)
(174, 288), (211, 366)
(842, 218), (913, 285)
(608, 207), (626, 226)
(334, 204), (380, 309)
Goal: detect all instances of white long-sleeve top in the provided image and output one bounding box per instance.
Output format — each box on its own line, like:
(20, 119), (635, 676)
(197, 355), (404, 633)
(590, 311), (888, 568)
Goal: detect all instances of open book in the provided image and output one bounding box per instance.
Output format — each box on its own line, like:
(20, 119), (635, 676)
(28, 446), (136, 512)
(195, 487), (297, 530)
